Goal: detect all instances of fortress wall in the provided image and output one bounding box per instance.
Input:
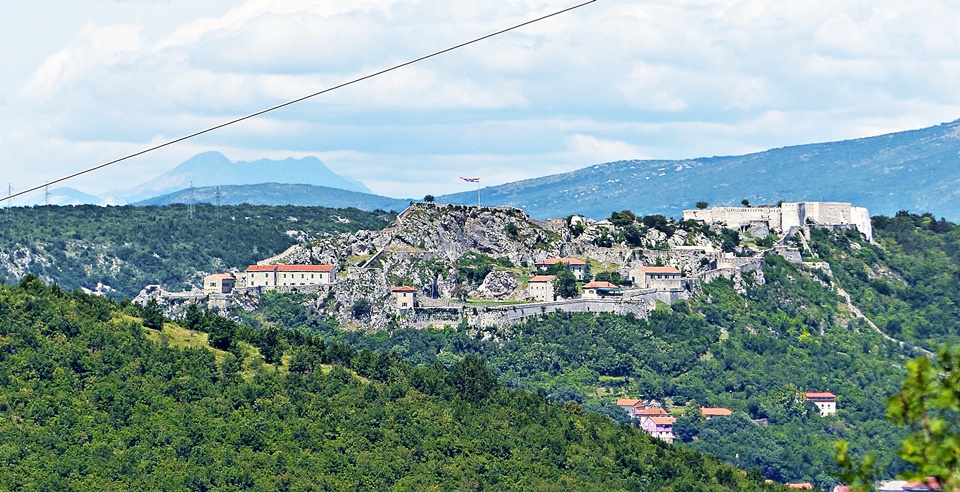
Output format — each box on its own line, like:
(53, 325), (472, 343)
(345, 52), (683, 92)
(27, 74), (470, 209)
(803, 202), (853, 225)
(682, 207), (782, 231)
(851, 207), (873, 241)
(780, 202), (800, 230)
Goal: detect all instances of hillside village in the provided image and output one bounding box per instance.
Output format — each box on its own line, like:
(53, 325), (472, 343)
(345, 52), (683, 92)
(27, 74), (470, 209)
(137, 200), (873, 445)
(143, 200), (872, 332)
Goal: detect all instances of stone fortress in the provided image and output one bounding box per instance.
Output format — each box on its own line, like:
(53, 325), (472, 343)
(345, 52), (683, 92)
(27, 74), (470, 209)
(682, 201), (872, 241)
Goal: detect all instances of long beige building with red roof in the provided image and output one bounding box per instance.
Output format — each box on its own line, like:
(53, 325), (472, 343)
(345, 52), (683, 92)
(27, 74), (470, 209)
(242, 264), (336, 289)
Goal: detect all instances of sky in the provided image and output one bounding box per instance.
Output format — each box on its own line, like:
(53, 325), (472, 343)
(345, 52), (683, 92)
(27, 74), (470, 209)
(3, 0), (960, 204)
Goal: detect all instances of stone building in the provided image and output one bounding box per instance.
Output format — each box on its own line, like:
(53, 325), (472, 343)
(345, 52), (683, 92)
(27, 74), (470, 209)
(527, 275), (555, 302)
(392, 286), (417, 311)
(630, 266), (682, 290)
(241, 264), (336, 289)
(203, 273), (236, 294)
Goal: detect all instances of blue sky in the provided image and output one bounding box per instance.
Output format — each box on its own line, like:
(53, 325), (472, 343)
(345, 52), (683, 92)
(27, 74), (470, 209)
(3, 0), (960, 203)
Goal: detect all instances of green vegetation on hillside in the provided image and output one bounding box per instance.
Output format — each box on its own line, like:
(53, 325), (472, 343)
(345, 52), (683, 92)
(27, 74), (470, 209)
(0, 276), (777, 491)
(810, 211), (960, 348)
(233, 249), (917, 488)
(0, 204), (395, 298)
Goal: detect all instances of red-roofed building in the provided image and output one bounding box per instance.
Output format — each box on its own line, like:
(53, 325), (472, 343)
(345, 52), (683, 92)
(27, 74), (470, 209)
(528, 275), (555, 302)
(639, 416), (676, 443)
(634, 407), (669, 418)
(804, 392), (837, 416)
(392, 286), (417, 311)
(204, 273), (236, 294)
(616, 398), (641, 416)
(903, 477), (942, 491)
(535, 257), (587, 280)
(581, 280), (620, 299)
(700, 407), (733, 419)
(629, 265), (682, 290)
(242, 264), (336, 289)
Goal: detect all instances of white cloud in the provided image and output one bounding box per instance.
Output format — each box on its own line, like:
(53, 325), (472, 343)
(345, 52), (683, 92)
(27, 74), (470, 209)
(5, 0), (960, 202)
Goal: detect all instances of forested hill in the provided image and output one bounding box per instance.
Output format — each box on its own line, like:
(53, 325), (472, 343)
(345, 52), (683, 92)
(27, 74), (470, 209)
(0, 277), (778, 491)
(223, 211), (960, 488)
(0, 204), (396, 299)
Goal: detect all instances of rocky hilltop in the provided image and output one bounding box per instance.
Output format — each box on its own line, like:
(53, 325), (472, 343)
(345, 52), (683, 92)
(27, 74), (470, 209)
(175, 202), (788, 330)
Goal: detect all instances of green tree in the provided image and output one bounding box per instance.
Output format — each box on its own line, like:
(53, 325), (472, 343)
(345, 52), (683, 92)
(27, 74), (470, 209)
(887, 345), (960, 489)
(352, 298), (372, 319)
(423, 195), (435, 202)
(141, 298), (164, 329)
(609, 210), (636, 227)
(551, 265), (578, 299)
(741, 199), (750, 207)
(696, 201), (709, 210)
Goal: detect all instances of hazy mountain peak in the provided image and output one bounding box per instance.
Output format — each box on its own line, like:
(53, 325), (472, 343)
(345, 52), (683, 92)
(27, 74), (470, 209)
(115, 152), (371, 203)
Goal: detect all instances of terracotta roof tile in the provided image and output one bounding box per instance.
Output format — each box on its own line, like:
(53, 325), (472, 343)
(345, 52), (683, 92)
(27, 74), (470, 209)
(528, 275), (555, 282)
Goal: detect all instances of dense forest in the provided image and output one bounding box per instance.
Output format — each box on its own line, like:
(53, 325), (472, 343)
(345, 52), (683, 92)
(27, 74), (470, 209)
(5, 204), (959, 488)
(0, 204), (396, 298)
(0, 277), (778, 491)
(229, 216), (960, 488)
(235, 259), (912, 488)
(808, 211), (960, 348)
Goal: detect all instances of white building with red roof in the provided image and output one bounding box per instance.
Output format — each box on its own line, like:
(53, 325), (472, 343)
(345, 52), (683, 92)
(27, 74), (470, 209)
(527, 275), (555, 302)
(535, 257), (587, 280)
(804, 392), (837, 416)
(391, 286), (417, 310)
(242, 264), (336, 289)
(629, 265), (682, 291)
(581, 280), (620, 299)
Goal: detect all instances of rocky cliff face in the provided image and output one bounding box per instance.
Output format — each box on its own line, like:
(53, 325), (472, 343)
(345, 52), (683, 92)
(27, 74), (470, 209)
(210, 203), (731, 329)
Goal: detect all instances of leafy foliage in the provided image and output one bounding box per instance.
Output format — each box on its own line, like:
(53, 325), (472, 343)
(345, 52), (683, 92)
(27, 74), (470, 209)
(0, 277), (777, 491)
(811, 212), (960, 347)
(0, 204), (394, 298)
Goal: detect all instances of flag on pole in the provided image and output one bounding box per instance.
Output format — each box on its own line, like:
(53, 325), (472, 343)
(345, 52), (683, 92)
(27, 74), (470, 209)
(459, 176), (480, 183)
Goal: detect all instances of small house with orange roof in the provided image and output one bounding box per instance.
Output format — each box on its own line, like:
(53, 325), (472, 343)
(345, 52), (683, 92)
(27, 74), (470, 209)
(391, 286), (417, 311)
(629, 265), (682, 290)
(634, 407), (669, 419)
(700, 407), (733, 420)
(204, 273), (236, 294)
(786, 482), (813, 489)
(639, 416), (676, 443)
(528, 275), (555, 302)
(535, 257), (587, 280)
(616, 398), (641, 415)
(804, 391), (837, 416)
(581, 280), (621, 299)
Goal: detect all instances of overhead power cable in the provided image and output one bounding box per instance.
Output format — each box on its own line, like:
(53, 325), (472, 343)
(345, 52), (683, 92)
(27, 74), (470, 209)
(2, 0), (596, 204)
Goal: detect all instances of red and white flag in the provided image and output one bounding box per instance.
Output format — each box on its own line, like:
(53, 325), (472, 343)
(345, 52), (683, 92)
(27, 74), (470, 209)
(459, 176), (480, 183)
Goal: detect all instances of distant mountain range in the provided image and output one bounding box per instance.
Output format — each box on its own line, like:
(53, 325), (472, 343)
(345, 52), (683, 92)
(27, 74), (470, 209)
(135, 183), (411, 212)
(438, 119), (960, 220)
(36, 119), (960, 220)
(115, 151), (370, 203)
